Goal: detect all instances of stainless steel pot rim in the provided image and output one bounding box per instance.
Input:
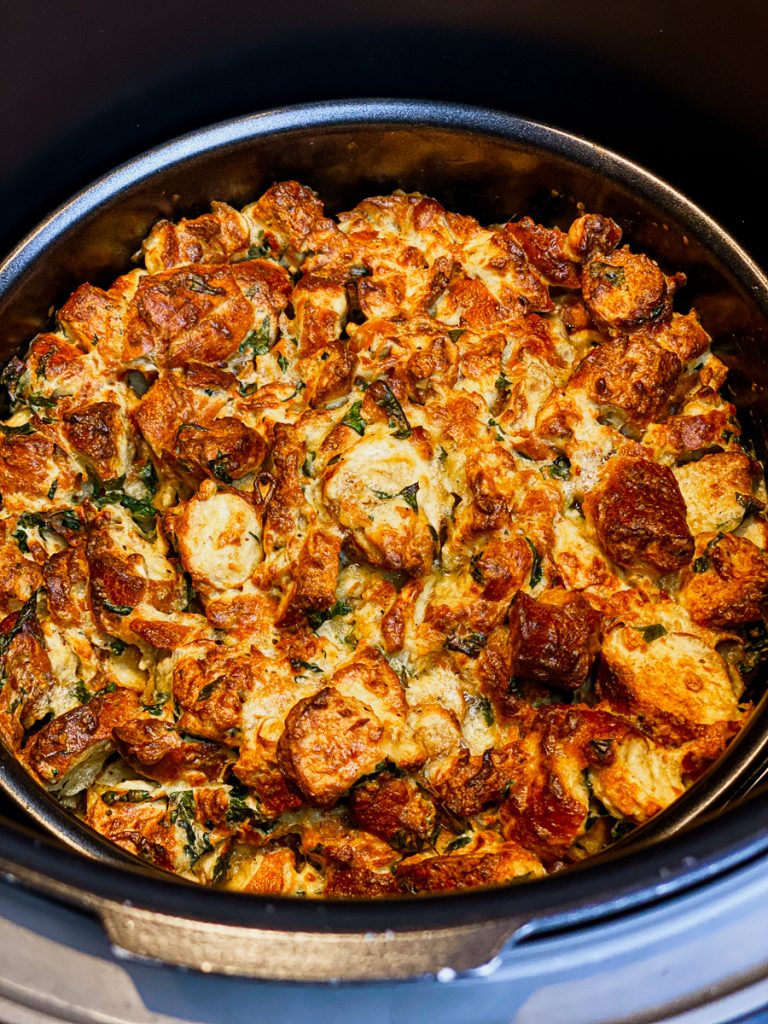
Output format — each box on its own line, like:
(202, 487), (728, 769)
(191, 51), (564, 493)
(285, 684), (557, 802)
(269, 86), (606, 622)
(0, 98), (767, 942)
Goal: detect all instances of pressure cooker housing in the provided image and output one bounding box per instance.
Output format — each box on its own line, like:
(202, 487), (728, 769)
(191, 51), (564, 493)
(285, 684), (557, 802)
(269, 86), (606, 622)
(0, 100), (767, 982)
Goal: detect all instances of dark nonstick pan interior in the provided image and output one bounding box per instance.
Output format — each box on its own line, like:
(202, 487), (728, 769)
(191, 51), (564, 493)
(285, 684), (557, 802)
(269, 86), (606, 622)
(0, 99), (767, 979)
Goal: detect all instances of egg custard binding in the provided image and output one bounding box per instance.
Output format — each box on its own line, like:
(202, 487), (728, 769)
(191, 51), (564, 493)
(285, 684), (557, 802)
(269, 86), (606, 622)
(0, 181), (765, 896)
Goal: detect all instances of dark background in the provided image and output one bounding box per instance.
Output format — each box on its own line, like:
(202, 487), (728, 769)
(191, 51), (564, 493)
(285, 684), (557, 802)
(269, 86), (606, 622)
(1, 0), (766, 263)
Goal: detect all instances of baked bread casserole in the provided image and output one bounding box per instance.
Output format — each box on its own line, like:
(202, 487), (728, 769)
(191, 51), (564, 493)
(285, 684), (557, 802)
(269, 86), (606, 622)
(0, 181), (765, 896)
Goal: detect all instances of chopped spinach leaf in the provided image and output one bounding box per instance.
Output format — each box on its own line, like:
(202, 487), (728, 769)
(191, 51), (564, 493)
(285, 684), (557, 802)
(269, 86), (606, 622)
(634, 623), (667, 643)
(73, 680), (92, 705)
(0, 422), (34, 437)
(444, 834), (472, 852)
(240, 316), (272, 355)
(399, 482), (419, 510)
(290, 659), (323, 674)
(548, 454), (571, 480)
(525, 537), (543, 588)
(306, 599), (352, 631)
(26, 393), (56, 411)
(444, 631), (487, 658)
(208, 452), (233, 485)
(373, 381), (412, 439)
(102, 789), (153, 805)
(102, 599), (134, 616)
(341, 400), (366, 436)
(142, 693), (169, 716)
(212, 845), (233, 885)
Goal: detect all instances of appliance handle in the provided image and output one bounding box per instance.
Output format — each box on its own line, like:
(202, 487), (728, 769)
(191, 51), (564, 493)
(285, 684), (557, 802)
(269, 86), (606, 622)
(0, 854), (522, 981)
(98, 903), (520, 981)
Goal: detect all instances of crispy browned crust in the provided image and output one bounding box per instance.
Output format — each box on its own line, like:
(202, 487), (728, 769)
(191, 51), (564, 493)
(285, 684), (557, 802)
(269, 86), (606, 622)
(0, 181), (761, 898)
(588, 456), (694, 573)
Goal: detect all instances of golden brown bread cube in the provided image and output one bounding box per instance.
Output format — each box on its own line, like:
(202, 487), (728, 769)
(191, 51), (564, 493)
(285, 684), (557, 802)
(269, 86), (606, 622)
(277, 686), (391, 808)
(27, 687), (139, 783)
(582, 247), (682, 333)
(681, 532), (768, 627)
(571, 334), (682, 427)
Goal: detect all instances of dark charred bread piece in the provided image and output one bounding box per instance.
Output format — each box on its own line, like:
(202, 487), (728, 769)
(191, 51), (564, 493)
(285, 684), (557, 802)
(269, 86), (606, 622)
(588, 456), (694, 574)
(508, 590), (602, 690)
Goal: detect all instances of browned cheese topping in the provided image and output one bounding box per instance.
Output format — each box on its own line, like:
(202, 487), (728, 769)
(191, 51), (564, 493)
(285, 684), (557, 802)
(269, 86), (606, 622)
(0, 182), (765, 896)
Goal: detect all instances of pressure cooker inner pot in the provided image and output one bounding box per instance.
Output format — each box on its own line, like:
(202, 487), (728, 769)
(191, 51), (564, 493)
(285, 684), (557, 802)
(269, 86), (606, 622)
(0, 103), (767, 932)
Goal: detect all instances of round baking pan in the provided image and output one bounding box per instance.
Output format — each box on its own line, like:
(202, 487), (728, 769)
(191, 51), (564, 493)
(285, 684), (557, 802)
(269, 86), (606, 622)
(0, 99), (767, 981)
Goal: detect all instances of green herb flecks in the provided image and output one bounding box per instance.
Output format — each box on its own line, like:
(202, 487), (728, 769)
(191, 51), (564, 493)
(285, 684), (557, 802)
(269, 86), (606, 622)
(342, 400), (366, 436)
(444, 834), (472, 853)
(633, 623), (668, 643)
(102, 789), (154, 805)
(102, 599), (134, 617)
(208, 452), (233, 485)
(306, 599), (352, 631)
(290, 659), (323, 675)
(444, 631), (487, 658)
(239, 316), (273, 356)
(548, 455), (571, 480)
(525, 537), (543, 588)
(588, 262), (626, 288)
(73, 680), (92, 705)
(495, 374), (512, 391)
(693, 555), (710, 573)
(373, 381), (412, 439)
